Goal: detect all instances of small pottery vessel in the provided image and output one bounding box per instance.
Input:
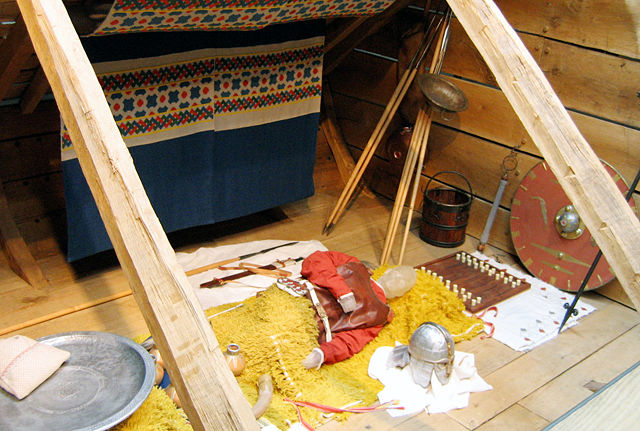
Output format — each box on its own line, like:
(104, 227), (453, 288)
(223, 343), (246, 376)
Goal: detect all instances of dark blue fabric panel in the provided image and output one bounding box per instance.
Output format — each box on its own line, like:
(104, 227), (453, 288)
(80, 20), (325, 62)
(63, 114), (317, 261)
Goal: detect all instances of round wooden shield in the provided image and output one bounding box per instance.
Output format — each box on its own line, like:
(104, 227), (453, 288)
(510, 160), (637, 292)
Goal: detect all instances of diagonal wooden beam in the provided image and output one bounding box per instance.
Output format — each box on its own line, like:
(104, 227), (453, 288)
(324, 17), (368, 54)
(447, 0), (640, 311)
(320, 82), (373, 196)
(20, 65), (50, 114)
(0, 180), (49, 289)
(0, 14), (33, 101)
(323, 0), (414, 75)
(16, 0), (259, 429)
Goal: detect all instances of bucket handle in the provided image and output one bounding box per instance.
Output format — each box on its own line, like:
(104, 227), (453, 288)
(426, 171), (473, 202)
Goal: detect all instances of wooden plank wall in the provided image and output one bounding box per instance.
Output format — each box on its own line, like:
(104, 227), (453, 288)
(1, 0), (36, 100)
(0, 101), (64, 260)
(1, 1), (82, 105)
(328, 0), (640, 296)
(0, 0), (65, 262)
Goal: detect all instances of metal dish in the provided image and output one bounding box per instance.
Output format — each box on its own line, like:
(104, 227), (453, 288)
(416, 73), (469, 112)
(0, 331), (155, 431)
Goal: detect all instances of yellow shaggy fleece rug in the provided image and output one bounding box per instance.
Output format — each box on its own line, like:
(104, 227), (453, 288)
(113, 268), (483, 430)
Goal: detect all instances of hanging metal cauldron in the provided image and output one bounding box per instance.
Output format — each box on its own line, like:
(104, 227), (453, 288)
(420, 171), (473, 248)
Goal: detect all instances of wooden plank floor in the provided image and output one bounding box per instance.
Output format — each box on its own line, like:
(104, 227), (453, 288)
(543, 361), (640, 431)
(2, 134), (638, 430)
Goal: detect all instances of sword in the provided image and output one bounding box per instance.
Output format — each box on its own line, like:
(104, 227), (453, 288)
(479, 148), (519, 251)
(200, 257), (305, 288)
(185, 241), (299, 276)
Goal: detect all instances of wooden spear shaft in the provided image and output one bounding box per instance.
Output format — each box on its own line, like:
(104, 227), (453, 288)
(16, 1), (258, 429)
(380, 108), (429, 264)
(398, 109), (433, 263)
(397, 11), (452, 264)
(323, 14), (445, 234)
(323, 62), (416, 233)
(0, 290), (133, 336)
(380, 19), (447, 264)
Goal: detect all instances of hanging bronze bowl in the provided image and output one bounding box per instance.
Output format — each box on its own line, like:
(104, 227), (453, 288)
(416, 74), (469, 113)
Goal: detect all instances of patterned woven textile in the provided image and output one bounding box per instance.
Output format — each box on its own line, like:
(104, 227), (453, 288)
(62, 21), (323, 260)
(91, 0), (396, 34)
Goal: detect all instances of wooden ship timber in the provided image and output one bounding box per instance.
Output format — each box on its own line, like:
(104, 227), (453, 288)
(1, 0), (639, 429)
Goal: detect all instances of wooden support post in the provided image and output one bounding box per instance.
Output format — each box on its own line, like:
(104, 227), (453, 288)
(16, 1), (259, 429)
(324, 17), (367, 54)
(447, 0), (640, 311)
(323, 0), (413, 75)
(20, 65), (49, 114)
(320, 83), (373, 196)
(0, 180), (49, 289)
(0, 14), (33, 101)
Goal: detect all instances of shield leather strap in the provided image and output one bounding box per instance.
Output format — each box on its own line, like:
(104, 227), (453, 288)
(306, 282), (332, 342)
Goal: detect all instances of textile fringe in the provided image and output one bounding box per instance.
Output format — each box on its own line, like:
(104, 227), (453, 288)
(118, 265), (482, 430)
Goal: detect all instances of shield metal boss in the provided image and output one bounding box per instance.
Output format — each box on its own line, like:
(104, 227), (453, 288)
(510, 160), (637, 292)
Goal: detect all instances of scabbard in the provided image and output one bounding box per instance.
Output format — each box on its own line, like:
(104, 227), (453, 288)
(200, 257), (302, 288)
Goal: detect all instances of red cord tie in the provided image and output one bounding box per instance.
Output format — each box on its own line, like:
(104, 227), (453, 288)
(283, 398), (404, 431)
(475, 306), (498, 339)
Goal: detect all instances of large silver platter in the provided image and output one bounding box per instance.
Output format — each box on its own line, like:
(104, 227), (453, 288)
(0, 331), (155, 431)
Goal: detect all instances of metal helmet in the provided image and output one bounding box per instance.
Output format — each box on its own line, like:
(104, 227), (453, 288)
(408, 322), (455, 387)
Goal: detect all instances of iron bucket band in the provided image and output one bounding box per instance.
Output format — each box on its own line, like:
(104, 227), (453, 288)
(423, 171), (474, 208)
(421, 171), (473, 248)
(419, 227), (467, 247)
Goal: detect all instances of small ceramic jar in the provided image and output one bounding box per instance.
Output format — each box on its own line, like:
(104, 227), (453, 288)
(223, 343), (246, 376)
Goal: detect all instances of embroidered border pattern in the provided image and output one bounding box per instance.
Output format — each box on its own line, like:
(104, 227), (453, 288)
(62, 42), (323, 153)
(92, 0), (396, 34)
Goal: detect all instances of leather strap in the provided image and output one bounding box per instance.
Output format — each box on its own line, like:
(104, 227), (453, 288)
(306, 283), (332, 342)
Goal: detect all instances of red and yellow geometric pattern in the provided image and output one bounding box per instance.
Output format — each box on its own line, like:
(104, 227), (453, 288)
(62, 38), (324, 158)
(92, 0), (396, 34)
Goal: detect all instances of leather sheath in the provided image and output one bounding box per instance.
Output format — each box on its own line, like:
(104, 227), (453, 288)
(307, 261), (391, 344)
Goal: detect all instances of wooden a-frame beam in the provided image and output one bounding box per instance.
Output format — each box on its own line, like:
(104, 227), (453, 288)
(16, 1), (259, 429)
(20, 65), (50, 114)
(446, 0), (640, 310)
(0, 14), (33, 101)
(321, 83), (373, 196)
(0, 180), (49, 289)
(323, 0), (414, 75)
(13, 0), (639, 427)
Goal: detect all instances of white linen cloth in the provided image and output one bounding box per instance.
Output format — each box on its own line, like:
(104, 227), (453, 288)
(176, 239), (327, 310)
(368, 345), (492, 416)
(471, 251), (597, 351)
(0, 335), (70, 400)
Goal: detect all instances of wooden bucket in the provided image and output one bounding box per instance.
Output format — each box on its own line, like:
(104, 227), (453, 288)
(420, 171), (473, 248)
